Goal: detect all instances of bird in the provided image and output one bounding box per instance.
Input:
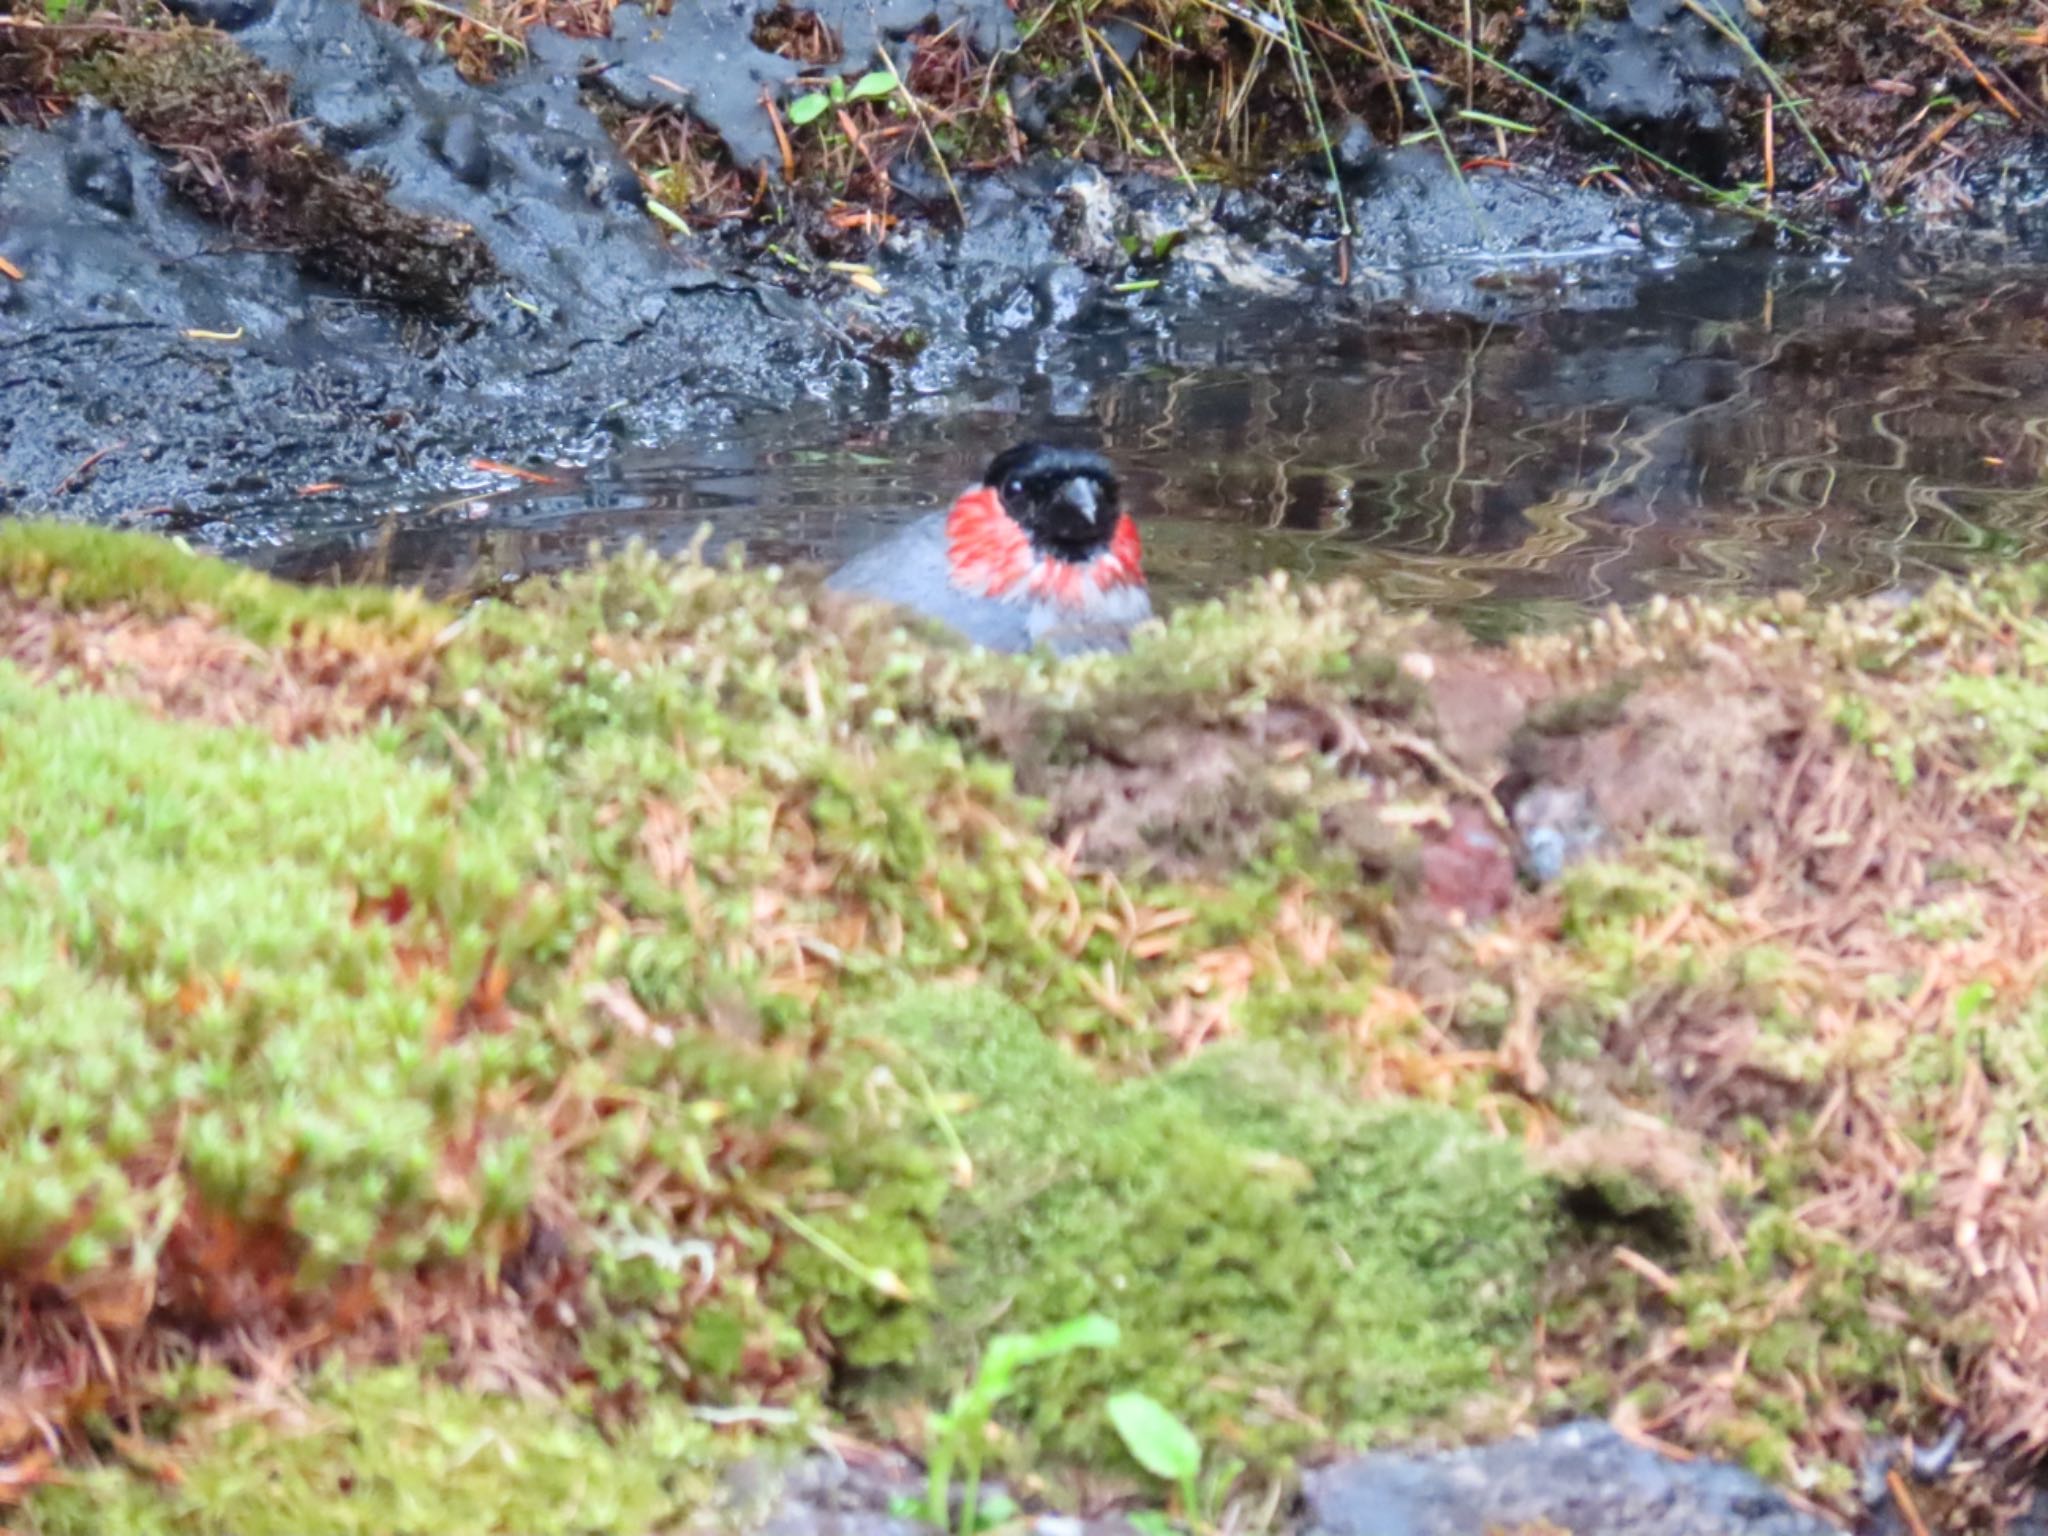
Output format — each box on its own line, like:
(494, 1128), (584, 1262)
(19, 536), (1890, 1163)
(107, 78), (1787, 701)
(826, 442), (1152, 656)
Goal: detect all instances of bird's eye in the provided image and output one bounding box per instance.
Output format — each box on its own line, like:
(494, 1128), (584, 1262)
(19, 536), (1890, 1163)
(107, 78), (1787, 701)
(1005, 478), (1026, 498)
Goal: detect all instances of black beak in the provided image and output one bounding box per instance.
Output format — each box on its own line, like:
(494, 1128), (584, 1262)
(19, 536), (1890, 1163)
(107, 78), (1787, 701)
(1055, 478), (1100, 525)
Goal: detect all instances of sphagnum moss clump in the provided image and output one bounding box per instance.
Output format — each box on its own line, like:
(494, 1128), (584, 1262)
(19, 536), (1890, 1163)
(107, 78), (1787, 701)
(12, 524), (2048, 1529)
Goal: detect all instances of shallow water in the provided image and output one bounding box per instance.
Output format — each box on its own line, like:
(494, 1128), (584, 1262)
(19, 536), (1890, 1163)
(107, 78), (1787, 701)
(257, 241), (2048, 631)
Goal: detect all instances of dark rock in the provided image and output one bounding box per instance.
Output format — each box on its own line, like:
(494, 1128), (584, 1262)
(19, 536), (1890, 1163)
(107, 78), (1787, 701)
(63, 131), (136, 218)
(1033, 263), (1093, 326)
(1092, 16), (1145, 68)
(1211, 185), (1273, 240)
(1641, 201), (1705, 249)
(1407, 71), (1448, 117)
(885, 152), (952, 211)
(1512, 0), (1759, 172)
(1302, 1421), (1838, 1536)
(1333, 116), (1378, 177)
(1006, 72), (1059, 142)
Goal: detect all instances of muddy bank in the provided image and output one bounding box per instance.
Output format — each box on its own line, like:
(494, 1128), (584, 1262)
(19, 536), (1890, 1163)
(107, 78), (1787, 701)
(0, 87), (1696, 547)
(0, 0), (1792, 549)
(9, 0), (2048, 573)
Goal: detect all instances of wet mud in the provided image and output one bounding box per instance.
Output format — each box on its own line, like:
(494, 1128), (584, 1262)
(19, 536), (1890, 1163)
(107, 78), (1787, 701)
(0, 0), (1761, 569)
(1514, 0), (1763, 175)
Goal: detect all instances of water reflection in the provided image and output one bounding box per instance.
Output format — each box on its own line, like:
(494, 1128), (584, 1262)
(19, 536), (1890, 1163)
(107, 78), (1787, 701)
(259, 243), (2048, 629)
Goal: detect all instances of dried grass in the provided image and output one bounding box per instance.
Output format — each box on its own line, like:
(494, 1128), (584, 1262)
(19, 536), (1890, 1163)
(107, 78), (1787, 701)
(1408, 593), (2048, 1521)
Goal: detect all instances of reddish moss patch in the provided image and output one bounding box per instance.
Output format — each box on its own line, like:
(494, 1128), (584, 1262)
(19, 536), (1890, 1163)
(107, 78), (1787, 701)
(0, 593), (436, 740)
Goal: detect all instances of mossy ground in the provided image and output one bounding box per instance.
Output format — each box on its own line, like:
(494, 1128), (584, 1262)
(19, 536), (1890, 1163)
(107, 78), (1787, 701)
(4, 525), (2048, 1531)
(26, 1366), (731, 1536)
(854, 989), (1548, 1476)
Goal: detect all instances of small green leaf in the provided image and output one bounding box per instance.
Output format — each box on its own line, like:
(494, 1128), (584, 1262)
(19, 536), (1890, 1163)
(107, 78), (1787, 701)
(1955, 979), (1996, 1025)
(787, 92), (831, 126)
(1016, 1311), (1120, 1360)
(645, 198), (691, 235)
(976, 1492), (1019, 1524)
(1107, 1392), (1202, 1483)
(977, 1314), (1119, 1397)
(1128, 1513), (1177, 1536)
(847, 69), (897, 102)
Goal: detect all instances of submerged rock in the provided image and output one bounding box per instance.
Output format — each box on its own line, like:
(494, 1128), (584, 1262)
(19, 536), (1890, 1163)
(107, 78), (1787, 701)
(1302, 1421), (1836, 1536)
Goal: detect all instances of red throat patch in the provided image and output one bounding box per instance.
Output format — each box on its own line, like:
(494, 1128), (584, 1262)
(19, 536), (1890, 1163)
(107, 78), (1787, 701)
(945, 486), (1145, 608)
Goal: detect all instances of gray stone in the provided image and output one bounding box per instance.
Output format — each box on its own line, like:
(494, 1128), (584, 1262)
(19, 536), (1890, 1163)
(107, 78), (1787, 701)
(1301, 1422), (1836, 1536)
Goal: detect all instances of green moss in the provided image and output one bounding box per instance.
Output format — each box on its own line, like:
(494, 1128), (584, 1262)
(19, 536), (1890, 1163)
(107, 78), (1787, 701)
(1671, 1214), (1940, 1501)
(857, 986), (1551, 1471)
(1945, 664), (2048, 827)
(25, 1365), (742, 1536)
(0, 522), (445, 645)
(0, 543), (955, 1396)
(0, 659), (521, 1276)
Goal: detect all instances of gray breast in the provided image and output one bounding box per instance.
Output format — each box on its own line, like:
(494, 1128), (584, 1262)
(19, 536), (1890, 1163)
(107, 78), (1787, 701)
(827, 513), (1036, 653)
